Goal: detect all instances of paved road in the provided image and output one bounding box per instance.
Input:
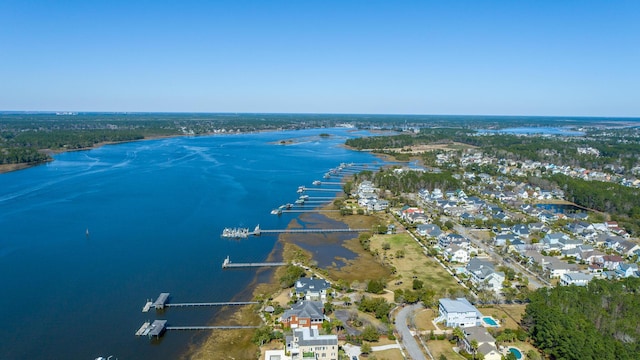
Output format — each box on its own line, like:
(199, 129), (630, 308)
(454, 224), (548, 289)
(395, 304), (427, 360)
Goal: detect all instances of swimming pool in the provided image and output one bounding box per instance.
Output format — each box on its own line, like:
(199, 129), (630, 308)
(509, 347), (523, 359)
(482, 316), (499, 327)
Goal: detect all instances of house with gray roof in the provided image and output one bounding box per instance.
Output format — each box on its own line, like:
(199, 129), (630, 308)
(280, 301), (326, 329)
(286, 327), (338, 360)
(293, 277), (332, 302)
(436, 298), (482, 328)
(461, 327), (502, 360)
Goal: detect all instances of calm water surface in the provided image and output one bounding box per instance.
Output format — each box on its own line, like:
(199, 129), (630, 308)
(0, 128), (378, 359)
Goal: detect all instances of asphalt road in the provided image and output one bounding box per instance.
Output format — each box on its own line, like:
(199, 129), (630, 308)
(454, 224), (549, 289)
(395, 304), (427, 360)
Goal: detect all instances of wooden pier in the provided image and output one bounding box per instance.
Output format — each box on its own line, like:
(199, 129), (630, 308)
(222, 256), (286, 269)
(143, 293), (258, 312)
(255, 226), (369, 235)
(166, 301), (258, 308)
(136, 321), (258, 338)
(222, 224), (370, 237)
(167, 325), (259, 331)
(298, 187), (343, 192)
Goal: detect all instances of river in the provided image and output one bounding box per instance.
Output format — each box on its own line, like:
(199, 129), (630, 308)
(0, 127), (379, 359)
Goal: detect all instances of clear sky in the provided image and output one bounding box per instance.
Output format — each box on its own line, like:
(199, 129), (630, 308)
(1, 0), (639, 116)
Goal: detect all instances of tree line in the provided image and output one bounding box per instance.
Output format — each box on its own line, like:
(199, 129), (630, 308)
(523, 278), (640, 360)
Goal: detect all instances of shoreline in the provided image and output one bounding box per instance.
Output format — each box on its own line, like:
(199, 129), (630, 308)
(0, 127), (339, 175)
(185, 180), (391, 359)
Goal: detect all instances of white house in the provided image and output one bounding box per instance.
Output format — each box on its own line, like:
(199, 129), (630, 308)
(436, 298), (482, 328)
(444, 244), (470, 263)
(560, 272), (594, 286)
(286, 328), (338, 360)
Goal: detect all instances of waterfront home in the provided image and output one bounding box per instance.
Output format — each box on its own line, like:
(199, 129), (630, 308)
(293, 277), (332, 302)
(280, 301), (326, 329)
(560, 272), (594, 286)
(461, 326), (502, 360)
(286, 328), (338, 360)
(436, 298), (482, 328)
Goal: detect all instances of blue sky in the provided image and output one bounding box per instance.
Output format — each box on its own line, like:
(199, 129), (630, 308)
(1, 0), (639, 116)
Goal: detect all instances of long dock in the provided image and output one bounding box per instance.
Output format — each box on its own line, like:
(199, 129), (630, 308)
(222, 256), (287, 269)
(257, 227), (368, 234)
(222, 224), (370, 237)
(166, 301), (258, 308)
(298, 187), (343, 192)
(143, 293), (257, 312)
(167, 326), (259, 331)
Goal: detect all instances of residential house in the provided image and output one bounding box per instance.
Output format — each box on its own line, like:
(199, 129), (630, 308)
(545, 258), (578, 278)
(494, 233), (517, 247)
(618, 240), (640, 257)
(466, 258), (505, 293)
(285, 328), (338, 360)
(444, 244), (470, 263)
(416, 224), (443, 239)
(512, 224), (530, 237)
(293, 277), (332, 302)
(280, 301), (326, 329)
(461, 327), (502, 360)
(602, 255), (624, 270)
(615, 263), (639, 278)
(560, 272), (594, 286)
(436, 298), (482, 328)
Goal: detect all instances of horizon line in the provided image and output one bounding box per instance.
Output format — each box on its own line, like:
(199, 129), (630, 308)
(1, 110), (640, 119)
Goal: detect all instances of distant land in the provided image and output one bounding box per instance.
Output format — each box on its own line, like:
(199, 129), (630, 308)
(1, 112), (639, 173)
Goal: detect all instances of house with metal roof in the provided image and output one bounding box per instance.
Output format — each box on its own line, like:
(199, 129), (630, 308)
(280, 301), (327, 329)
(286, 328), (338, 360)
(435, 298), (482, 328)
(293, 277), (332, 302)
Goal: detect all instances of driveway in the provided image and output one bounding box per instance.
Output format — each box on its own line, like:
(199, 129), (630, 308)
(395, 304), (426, 360)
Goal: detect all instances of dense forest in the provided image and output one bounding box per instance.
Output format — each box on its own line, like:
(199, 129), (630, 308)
(354, 167), (461, 195)
(345, 128), (640, 176)
(523, 278), (640, 360)
(548, 174), (640, 233)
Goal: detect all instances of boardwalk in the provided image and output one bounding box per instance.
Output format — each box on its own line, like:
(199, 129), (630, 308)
(222, 225), (370, 237)
(166, 325), (259, 331)
(166, 301), (258, 307)
(222, 256), (286, 269)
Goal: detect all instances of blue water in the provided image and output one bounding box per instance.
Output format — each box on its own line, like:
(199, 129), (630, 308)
(482, 316), (499, 327)
(0, 128), (379, 359)
(509, 347), (523, 359)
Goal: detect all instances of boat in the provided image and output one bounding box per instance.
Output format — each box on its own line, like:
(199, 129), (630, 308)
(312, 180), (321, 186)
(221, 227), (250, 238)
